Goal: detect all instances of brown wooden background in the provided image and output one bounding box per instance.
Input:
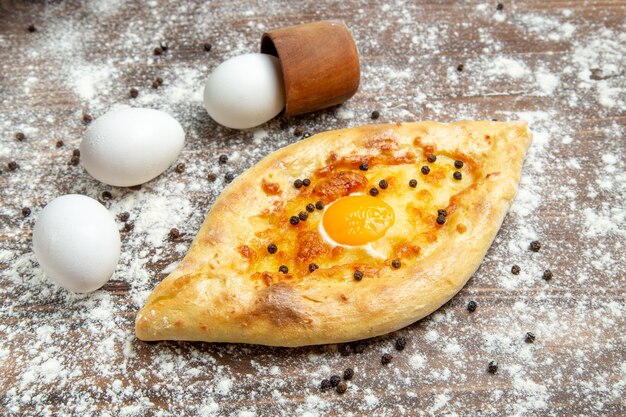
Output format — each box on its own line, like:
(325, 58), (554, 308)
(0, 0), (624, 416)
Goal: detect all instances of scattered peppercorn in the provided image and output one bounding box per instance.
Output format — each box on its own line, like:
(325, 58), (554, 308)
(343, 368), (354, 380)
(436, 215), (446, 225)
(330, 375), (341, 387)
(511, 265), (521, 275)
(15, 132), (25, 141)
(427, 154), (437, 163)
(8, 161), (19, 171)
(82, 113), (93, 124)
(302, 178), (311, 187)
(168, 228), (180, 240)
(315, 201), (324, 210)
(371, 110), (380, 119)
(218, 154), (228, 164)
(391, 259), (401, 269)
(359, 162), (369, 171)
(530, 240), (541, 252)
(306, 203), (315, 212)
(293, 127), (304, 137)
(421, 165), (430, 175)
(117, 212), (130, 222)
(27, 24), (37, 33)
(159, 41), (169, 51)
(496, 3), (504, 11)
(453, 171), (462, 180)
(454, 160), (464, 169)
(438, 209), (447, 217)
(21, 207), (31, 217)
(224, 172), (235, 183)
(56, 140), (64, 148)
(279, 265), (288, 273)
(395, 336), (407, 351)
(487, 361), (499, 374)
(298, 211), (308, 221)
(353, 270), (363, 281)
(543, 269), (553, 281)
(457, 64), (464, 72)
(467, 300), (477, 312)
(101, 191), (112, 200)
(525, 332), (536, 343)
(320, 379), (331, 391)
(308, 263), (319, 273)
(153, 46), (163, 56)
(207, 172), (217, 182)
(379, 179), (388, 189)
(152, 80), (160, 89)
(69, 156), (80, 166)
(175, 163), (185, 173)
(336, 381), (347, 394)
(409, 179), (417, 188)
(203, 42), (212, 52)
(130, 88), (139, 98)
(155, 77), (164, 86)
(73, 149), (80, 157)
(339, 344), (352, 356)
(293, 179), (303, 188)
(381, 353), (393, 365)
(289, 216), (300, 225)
(369, 187), (379, 196)
(267, 243), (277, 254)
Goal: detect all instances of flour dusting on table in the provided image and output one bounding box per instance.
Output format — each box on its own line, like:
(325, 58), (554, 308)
(0, 1), (624, 416)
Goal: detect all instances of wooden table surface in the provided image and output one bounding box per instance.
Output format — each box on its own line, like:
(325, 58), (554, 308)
(1, 1), (624, 416)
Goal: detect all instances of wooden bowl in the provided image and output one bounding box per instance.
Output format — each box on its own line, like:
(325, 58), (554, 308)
(261, 20), (360, 117)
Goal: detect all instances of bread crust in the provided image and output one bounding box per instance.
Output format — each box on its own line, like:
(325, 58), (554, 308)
(136, 121), (532, 347)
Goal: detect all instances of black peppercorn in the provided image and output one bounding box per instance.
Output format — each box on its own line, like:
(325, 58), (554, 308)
(169, 228), (180, 240)
(343, 368), (354, 380)
(543, 269), (553, 281)
(320, 379), (331, 391)
(359, 162), (369, 171)
(369, 188), (379, 196)
(302, 178), (311, 187)
(330, 375), (341, 387)
(56, 140), (64, 148)
(279, 265), (289, 274)
(175, 163), (185, 173)
(381, 353), (393, 365)
(82, 113), (93, 124)
(293, 127), (304, 137)
(203, 43), (212, 52)
(298, 211), (308, 221)
(467, 300), (477, 312)
(391, 259), (401, 269)
(267, 243), (277, 254)
(336, 381), (347, 394)
(155, 77), (164, 86)
(496, 3), (504, 11)
(130, 88), (139, 98)
(436, 215), (446, 225)
(101, 191), (112, 200)
(152, 80), (160, 89)
(224, 172), (235, 183)
(530, 241), (541, 252)
(379, 179), (388, 189)
(421, 166), (430, 175)
(315, 201), (324, 210)
(457, 64), (464, 72)
(15, 132), (25, 141)
(409, 179), (417, 188)
(353, 270), (363, 281)
(487, 361), (498, 374)
(308, 263), (319, 273)
(73, 149), (80, 157)
(27, 24), (37, 33)
(427, 154), (437, 163)
(294, 179), (303, 189)
(289, 216), (300, 225)
(525, 332), (536, 343)
(511, 265), (521, 275)
(69, 156), (80, 166)
(218, 154), (228, 164)
(453, 171), (462, 180)
(339, 344), (352, 356)
(438, 209), (447, 217)
(454, 160), (464, 169)
(207, 172), (217, 182)
(395, 336), (407, 351)
(117, 212), (130, 222)
(22, 207), (31, 217)
(371, 110), (380, 120)
(7, 161), (19, 171)
(123, 222), (134, 232)
(306, 203), (315, 212)
(153, 47), (163, 56)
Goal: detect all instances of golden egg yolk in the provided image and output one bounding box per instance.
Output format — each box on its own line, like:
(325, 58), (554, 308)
(322, 195), (395, 246)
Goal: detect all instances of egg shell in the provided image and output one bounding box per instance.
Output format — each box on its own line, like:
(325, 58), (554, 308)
(203, 53), (285, 129)
(32, 194), (121, 293)
(80, 107), (185, 187)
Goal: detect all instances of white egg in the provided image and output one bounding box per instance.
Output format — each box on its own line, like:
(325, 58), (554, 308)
(203, 53), (285, 129)
(33, 195), (121, 293)
(81, 107), (185, 187)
